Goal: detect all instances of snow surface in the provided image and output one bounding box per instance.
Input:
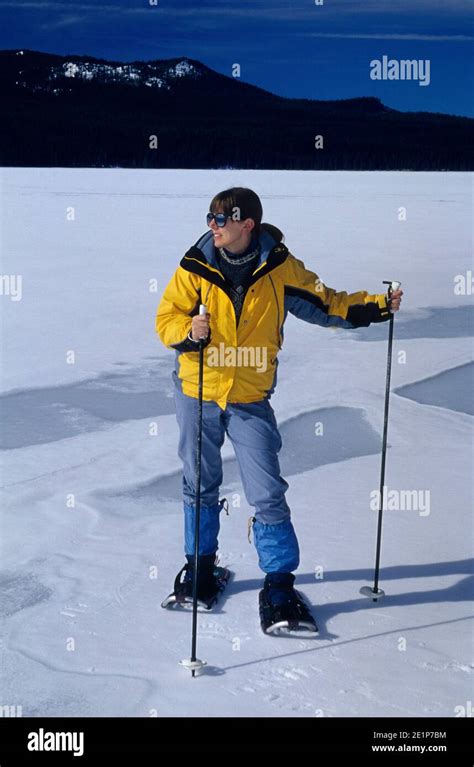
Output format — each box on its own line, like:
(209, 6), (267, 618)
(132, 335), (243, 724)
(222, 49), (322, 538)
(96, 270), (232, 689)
(0, 168), (472, 717)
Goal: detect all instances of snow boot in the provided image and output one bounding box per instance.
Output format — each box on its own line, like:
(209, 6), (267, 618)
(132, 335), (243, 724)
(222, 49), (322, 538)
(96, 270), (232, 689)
(264, 572), (299, 608)
(161, 554), (230, 610)
(259, 572), (318, 634)
(180, 554), (220, 602)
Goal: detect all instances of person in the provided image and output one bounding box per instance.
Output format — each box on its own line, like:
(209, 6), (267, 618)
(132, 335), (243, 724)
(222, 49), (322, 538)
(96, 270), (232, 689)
(155, 187), (403, 620)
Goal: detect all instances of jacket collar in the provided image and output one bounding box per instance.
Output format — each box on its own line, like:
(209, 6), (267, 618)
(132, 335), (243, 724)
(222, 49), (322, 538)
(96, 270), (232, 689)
(180, 225), (288, 287)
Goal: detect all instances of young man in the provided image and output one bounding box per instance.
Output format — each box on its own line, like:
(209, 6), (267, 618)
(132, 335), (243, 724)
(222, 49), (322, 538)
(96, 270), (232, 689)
(156, 187), (403, 629)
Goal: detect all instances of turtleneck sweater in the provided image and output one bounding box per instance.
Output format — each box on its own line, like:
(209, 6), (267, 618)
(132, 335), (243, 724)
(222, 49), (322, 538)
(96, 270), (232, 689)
(216, 235), (260, 325)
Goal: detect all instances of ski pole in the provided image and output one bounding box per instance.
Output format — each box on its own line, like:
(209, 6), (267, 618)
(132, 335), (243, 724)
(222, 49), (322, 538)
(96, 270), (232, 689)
(361, 281), (401, 602)
(181, 304), (208, 676)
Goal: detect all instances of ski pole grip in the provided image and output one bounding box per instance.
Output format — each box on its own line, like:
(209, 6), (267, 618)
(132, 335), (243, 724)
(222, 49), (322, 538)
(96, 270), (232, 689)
(383, 280), (401, 296)
(198, 304), (208, 341)
(383, 280), (401, 312)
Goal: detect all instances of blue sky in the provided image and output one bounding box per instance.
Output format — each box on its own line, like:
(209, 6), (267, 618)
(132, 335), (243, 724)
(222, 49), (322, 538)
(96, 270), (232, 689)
(1, 0), (473, 116)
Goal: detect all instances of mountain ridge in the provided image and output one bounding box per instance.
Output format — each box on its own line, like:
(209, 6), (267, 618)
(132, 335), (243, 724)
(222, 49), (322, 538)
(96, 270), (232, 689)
(1, 49), (472, 169)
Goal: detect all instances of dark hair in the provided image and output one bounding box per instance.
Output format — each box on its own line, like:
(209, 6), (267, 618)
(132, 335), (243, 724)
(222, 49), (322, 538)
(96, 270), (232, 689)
(210, 187), (263, 234)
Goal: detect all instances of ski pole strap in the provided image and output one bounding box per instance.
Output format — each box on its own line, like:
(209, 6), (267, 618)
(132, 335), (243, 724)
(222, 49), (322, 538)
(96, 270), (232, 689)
(247, 516), (256, 544)
(219, 497), (229, 516)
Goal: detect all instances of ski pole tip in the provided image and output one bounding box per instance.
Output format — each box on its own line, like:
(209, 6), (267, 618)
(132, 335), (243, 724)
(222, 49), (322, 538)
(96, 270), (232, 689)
(360, 585), (385, 601)
(180, 658), (207, 676)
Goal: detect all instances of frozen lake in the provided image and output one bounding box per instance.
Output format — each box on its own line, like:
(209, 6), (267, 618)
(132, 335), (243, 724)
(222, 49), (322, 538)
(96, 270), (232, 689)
(0, 168), (472, 718)
(396, 362), (474, 415)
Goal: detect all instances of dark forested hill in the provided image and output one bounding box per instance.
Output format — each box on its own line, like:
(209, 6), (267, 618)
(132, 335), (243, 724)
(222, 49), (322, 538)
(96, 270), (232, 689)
(1, 49), (472, 170)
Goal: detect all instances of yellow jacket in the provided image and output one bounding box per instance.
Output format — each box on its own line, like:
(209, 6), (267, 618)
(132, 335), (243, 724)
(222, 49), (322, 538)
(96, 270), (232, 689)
(156, 224), (390, 410)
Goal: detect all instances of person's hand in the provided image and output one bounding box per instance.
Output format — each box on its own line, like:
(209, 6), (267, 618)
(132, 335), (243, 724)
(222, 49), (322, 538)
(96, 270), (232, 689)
(191, 312), (211, 340)
(389, 288), (403, 312)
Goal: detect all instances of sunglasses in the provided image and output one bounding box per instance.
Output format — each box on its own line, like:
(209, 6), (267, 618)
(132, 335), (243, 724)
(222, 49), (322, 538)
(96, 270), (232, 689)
(206, 212), (234, 228)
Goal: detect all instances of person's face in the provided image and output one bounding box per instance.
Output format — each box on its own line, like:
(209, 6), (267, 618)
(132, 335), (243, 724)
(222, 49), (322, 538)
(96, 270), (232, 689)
(208, 208), (255, 253)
